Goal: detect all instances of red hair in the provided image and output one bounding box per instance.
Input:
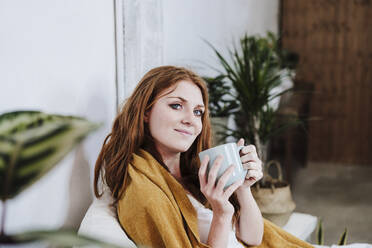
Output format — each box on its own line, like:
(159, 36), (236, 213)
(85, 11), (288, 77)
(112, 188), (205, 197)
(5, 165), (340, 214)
(93, 65), (241, 224)
(94, 66), (211, 199)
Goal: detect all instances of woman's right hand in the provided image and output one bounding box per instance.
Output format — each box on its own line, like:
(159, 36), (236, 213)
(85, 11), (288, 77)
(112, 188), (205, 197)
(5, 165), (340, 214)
(198, 155), (244, 219)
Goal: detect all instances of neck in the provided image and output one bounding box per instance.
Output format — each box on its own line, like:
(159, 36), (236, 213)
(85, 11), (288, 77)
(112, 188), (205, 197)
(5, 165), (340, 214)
(164, 154), (182, 180)
(157, 148), (182, 180)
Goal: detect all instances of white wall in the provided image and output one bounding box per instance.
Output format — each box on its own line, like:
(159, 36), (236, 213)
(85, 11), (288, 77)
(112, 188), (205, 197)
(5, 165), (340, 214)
(0, 0), (279, 237)
(163, 0), (279, 76)
(162, 0), (279, 143)
(0, 0), (116, 233)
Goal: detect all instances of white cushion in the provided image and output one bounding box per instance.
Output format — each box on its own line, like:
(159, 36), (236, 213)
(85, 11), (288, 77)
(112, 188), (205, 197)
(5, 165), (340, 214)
(78, 192), (137, 248)
(283, 212), (318, 241)
(78, 196), (323, 247)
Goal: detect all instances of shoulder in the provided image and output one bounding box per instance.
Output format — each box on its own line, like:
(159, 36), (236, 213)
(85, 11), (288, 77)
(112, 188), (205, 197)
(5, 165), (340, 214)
(117, 171), (185, 234)
(117, 164), (182, 212)
(120, 169), (167, 207)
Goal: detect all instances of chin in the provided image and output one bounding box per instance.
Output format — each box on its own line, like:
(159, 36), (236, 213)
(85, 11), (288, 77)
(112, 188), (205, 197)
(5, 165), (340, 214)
(176, 145), (191, 153)
(174, 142), (194, 153)
(181, 141), (197, 152)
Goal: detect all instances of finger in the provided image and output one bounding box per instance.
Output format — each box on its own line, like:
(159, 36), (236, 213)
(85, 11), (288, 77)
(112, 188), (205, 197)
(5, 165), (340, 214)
(237, 138), (245, 147)
(223, 178), (244, 198)
(240, 144), (257, 155)
(198, 155), (209, 186)
(245, 169), (263, 181)
(242, 161), (262, 171)
(207, 155), (223, 185)
(240, 153), (257, 163)
(215, 164), (235, 192)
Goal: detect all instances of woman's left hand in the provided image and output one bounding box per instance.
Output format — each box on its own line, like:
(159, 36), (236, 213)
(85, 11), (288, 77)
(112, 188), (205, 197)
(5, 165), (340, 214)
(237, 138), (263, 188)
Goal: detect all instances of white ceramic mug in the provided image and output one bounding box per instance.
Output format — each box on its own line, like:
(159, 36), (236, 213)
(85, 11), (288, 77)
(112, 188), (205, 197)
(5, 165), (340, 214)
(198, 143), (247, 188)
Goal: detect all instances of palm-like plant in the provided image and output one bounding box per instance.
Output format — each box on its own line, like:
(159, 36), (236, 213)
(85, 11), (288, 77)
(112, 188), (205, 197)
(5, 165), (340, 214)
(203, 75), (240, 145)
(206, 32), (300, 164)
(203, 32), (303, 190)
(203, 75), (239, 118)
(0, 110), (120, 247)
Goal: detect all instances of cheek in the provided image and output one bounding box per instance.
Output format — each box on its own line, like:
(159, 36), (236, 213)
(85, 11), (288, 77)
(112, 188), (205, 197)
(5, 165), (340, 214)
(150, 115), (169, 133)
(195, 120), (203, 135)
(148, 108), (175, 135)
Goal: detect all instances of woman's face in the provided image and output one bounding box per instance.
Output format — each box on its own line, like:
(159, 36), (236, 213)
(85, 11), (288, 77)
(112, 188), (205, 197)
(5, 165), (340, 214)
(145, 80), (205, 156)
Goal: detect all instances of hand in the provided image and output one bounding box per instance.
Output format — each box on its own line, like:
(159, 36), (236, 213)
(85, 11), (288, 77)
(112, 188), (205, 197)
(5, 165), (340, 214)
(237, 138), (263, 189)
(198, 155), (244, 218)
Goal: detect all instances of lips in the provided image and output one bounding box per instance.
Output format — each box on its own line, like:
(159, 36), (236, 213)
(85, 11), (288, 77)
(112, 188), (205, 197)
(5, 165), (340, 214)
(175, 129), (192, 136)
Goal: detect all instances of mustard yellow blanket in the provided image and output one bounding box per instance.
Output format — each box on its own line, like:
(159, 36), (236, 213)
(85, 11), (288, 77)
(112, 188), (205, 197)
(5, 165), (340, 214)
(117, 149), (314, 248)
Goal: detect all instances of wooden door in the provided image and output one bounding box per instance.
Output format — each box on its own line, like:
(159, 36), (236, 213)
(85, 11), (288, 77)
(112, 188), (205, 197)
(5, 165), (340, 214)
(280, 0), (372, 165)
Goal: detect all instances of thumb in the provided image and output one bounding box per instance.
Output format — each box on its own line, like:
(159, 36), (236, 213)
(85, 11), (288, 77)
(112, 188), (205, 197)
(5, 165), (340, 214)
(237, 138), (245, 146)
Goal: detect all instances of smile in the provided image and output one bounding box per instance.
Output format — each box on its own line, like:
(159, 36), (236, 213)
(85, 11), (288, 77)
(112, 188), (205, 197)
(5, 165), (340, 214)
(174, 129), (192, 136)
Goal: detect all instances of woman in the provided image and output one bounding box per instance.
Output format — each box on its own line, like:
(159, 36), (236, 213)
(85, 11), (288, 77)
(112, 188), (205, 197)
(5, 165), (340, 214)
(93, 66), (313, 248)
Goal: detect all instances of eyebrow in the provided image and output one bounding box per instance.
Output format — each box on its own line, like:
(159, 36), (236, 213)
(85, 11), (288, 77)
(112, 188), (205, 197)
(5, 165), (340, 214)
(166, 96), (205, 109)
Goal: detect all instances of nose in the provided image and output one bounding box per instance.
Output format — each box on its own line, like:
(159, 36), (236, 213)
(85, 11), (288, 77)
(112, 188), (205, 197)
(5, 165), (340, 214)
(181, 110), (197, 126)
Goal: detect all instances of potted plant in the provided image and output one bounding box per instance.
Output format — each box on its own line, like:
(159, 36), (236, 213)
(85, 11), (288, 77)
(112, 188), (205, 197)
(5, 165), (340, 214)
(204, 32), (301, 226)
(0, 110), (121, 247)
(316, 219), (348, 246)
(203, 75), (238, 145)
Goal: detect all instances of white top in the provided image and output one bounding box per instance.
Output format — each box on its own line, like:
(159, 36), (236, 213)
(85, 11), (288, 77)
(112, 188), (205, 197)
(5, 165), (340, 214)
(186, 194), (245, 248)
(186, 196), (372, 248)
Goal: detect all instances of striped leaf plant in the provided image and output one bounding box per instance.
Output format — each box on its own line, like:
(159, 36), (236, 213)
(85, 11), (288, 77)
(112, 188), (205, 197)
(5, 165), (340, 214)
(316, 218), (348, 246)
(0, 110), (121, 247)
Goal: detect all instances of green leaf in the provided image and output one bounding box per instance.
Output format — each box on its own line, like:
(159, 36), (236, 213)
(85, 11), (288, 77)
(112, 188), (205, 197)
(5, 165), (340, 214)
(268, 86), (294, 102)
(203, 75), (238, 117)
(203, 32), (301, 151)
(338, 228), (348, 245)
(317, 219), (324, 245)
(11, 229), (124, 248)
(0, 111), (101, 200)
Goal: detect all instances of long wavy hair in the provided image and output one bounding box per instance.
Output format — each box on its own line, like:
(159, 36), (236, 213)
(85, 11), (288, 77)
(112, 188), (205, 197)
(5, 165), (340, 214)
(94, 65), (241, 224)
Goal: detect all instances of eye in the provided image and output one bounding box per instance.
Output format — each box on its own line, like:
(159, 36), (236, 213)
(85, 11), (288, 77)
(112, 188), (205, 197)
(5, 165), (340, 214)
(194, 109), (204, 117)
(169, 103), (182, 110)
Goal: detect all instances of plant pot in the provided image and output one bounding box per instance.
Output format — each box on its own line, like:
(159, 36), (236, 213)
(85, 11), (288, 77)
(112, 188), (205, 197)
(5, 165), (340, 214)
(252, 160), (296, 227)
(211, 117), (228, 146)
